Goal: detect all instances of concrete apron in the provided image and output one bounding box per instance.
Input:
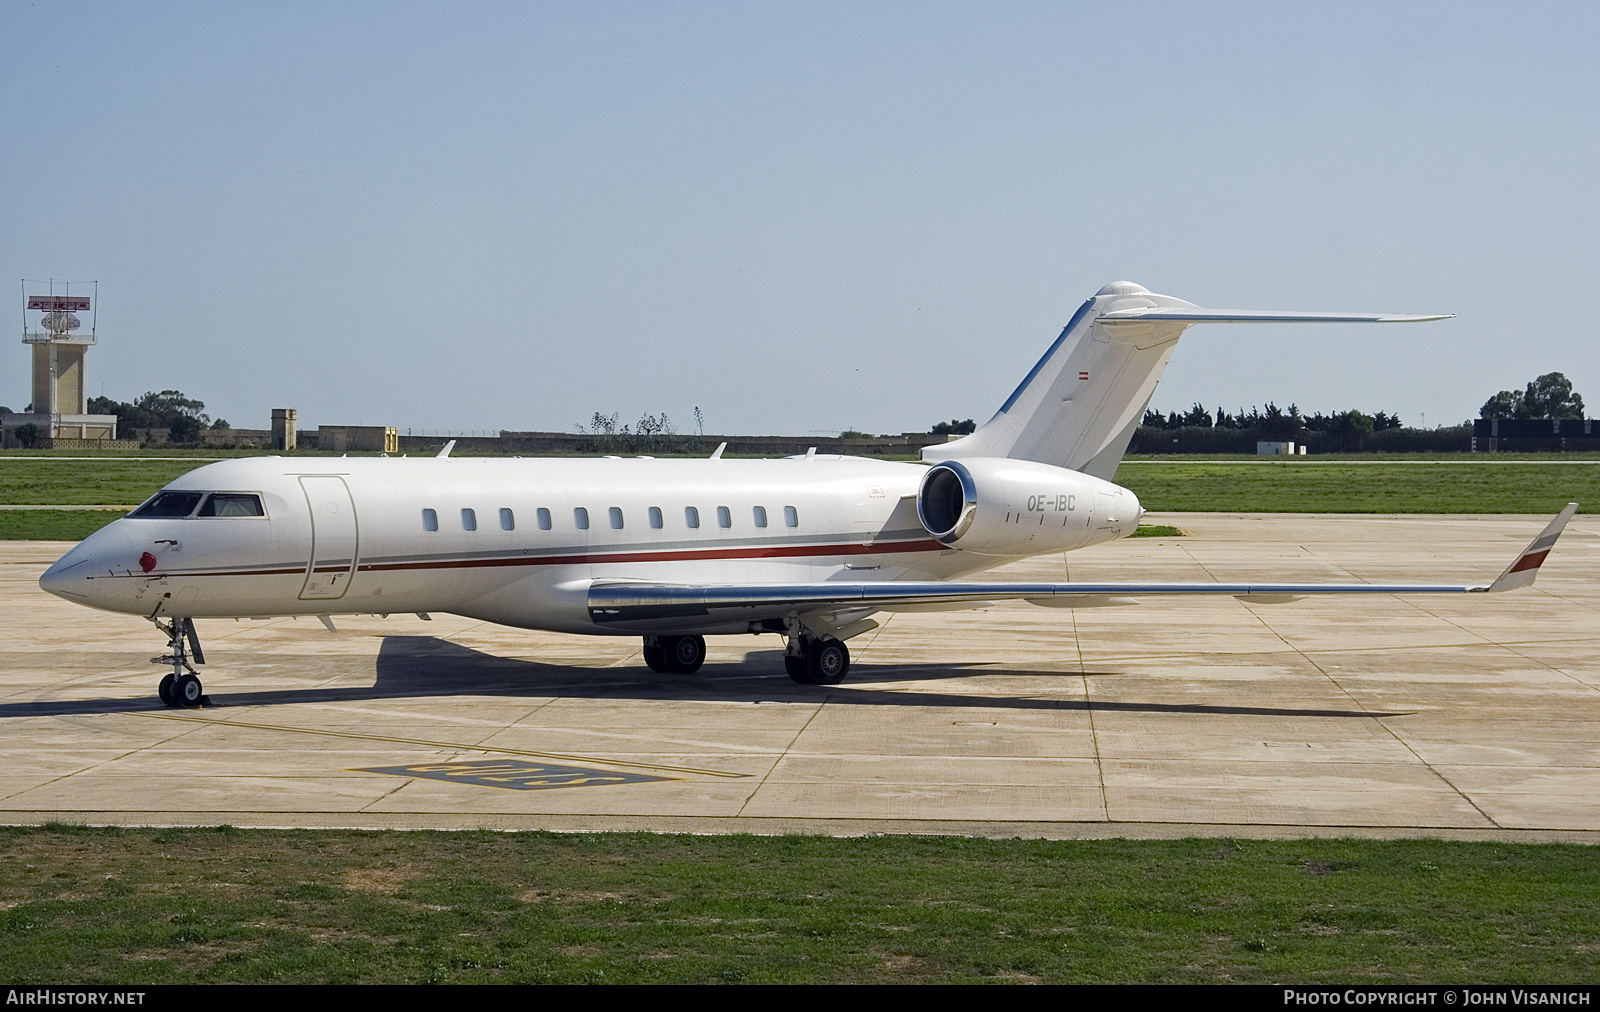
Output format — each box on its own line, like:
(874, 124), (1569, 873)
(2, 512), (1598, 841)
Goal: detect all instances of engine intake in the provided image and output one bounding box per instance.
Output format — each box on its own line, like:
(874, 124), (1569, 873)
(917, 457), (1139, 556)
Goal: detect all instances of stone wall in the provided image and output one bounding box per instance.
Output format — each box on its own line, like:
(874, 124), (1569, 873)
(392, 431), (958, 457)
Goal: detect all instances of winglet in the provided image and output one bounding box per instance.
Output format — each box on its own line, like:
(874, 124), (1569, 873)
(1487, 503), (1578, 592)
(437, 439), (456, 459)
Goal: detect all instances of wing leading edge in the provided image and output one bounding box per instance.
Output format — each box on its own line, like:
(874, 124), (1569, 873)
(587, 505), (1577, 627)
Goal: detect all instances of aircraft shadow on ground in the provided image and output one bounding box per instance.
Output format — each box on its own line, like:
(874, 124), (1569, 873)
(0, 636), (1409, 721)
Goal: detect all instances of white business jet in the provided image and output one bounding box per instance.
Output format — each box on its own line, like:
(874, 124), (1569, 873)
(39, 281), (1575, 707)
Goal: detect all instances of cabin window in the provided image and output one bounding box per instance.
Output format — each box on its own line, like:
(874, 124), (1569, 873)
(422, 508), (438, 532)
(609, 506), (624, 529)
(685, 506), (699, 529)
(574, 507), (589, 530)
(753, 505), (768, 528)
(461, 508), (477, 531)
(128, 491), (204, 518)
(197, 493), (264, 517)
(537, 508), (552, 530)
(717, 506), (732, 529)
(648, 506), (663, 529)
(784, 505), (798, 528)
(499, 508), (514, 531)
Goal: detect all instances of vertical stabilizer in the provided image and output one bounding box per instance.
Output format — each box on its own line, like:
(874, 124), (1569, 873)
(928, 281), (1195, 479)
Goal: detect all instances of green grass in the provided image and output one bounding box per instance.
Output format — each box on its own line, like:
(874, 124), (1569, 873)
(0, 827), (1594, 984)
(0, 510), (126, 541)
(1130, 524), (1184, 537)
(0, 456), (220, 506)
(1115, 457), (1599, 513)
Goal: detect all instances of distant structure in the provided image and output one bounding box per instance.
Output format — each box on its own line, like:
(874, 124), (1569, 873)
(271, 408), (297, 450)
(1, 280), (120, 448)
(1472, 418), (1600, 452)
(319, 425), (397, 453)
(1256, 441), (1308, 456)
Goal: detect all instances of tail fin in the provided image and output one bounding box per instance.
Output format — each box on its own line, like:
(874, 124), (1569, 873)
(926, 281), (1451, 479)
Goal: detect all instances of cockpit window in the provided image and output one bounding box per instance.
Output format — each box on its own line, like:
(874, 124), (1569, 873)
(128, 492), (205, 518)
(198, 493), (265, 517)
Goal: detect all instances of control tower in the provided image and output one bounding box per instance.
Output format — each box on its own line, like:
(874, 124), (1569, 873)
(1, 280), (119, 447)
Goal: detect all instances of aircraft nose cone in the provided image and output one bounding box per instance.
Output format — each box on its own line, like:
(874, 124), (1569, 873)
(40, 548), (96, 601)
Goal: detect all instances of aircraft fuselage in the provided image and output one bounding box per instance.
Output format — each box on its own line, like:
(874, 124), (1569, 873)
(42, 454), (1136, 636)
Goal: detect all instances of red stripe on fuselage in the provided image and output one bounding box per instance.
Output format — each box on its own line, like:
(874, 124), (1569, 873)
(357, 538), (945, 573)
(119, 538), (949, 580)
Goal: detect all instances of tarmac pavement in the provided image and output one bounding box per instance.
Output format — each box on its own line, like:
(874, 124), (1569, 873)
(2, 512), (1597, 841)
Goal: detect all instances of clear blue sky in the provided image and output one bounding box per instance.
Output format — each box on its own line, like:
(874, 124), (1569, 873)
(3, 2), (1596, 435)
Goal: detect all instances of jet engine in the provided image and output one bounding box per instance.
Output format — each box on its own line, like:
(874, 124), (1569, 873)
(917, 457), (1140, 556)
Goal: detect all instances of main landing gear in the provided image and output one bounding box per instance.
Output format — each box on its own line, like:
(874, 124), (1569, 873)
(637, 626), (853, 685)
(784, 635), (850, 685)
(642, 634), (707, 674)
(152, 616), (208, 707)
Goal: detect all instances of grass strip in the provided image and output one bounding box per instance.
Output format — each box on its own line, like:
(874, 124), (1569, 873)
(0, 458), (209, 506)
(0, 509), (125, 541)
(1114, 459), (1598, 513)
(2, 455), (1598, 537)
(0, 826), (1595, 984)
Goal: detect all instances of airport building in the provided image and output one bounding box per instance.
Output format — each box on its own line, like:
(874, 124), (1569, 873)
(319, 424), (398, 453)
(1471, 417), (1600, 451)
(0, 287), (121, 449)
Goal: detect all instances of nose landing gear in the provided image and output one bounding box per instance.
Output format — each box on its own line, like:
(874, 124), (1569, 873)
(151, 616), (209, 707)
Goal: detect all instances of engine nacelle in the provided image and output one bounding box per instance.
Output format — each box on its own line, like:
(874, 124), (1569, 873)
(917, 457), (1141, 556)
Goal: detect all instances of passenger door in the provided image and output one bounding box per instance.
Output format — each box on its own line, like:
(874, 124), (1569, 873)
(299, 475), (358, 600)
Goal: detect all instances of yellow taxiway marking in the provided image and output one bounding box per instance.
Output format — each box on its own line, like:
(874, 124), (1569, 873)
(357, 759), (676, 791)
(134, 711), (749, 778)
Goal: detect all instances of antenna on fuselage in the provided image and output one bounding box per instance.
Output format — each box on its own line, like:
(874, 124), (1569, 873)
(710, 441), (726, 459)
(437, 439), (456, 459)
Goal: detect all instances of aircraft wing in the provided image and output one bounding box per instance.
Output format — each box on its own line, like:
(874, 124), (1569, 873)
(588, 506), (1577, 627)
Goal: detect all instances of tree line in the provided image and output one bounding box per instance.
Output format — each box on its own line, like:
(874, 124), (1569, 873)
(1131, 373), (1588, 453)
(1140, 403), (1405, 438)
(1145, 372), (1585, 432)
(86, 390), (229, 444)
(1478, 372), (1584, 420)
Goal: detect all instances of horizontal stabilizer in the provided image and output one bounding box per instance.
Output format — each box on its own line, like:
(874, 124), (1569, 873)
(930, 281), (1454, 480)
(1097, 308), (1453, 325)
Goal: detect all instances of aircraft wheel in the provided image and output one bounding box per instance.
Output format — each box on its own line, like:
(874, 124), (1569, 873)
(662, 634), (706, 674)
(784, 653), (814, 684)
(806, 637), (849, 685)
(174, 673), (204, 708)
(642, 641), (668, 673)
(157, 673), (176, 707)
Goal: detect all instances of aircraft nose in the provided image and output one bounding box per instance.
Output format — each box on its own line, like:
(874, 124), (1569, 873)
(40, 547), (96, 601)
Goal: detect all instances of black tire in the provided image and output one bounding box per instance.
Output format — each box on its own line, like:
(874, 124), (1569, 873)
(642, 642), (668, 673)
(157, 673), (176, 707)
(174, 673), (204, 707)
(806, 637), (849, 685)
(784, 653), (814, 684)
(663, 634), (706, 674)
